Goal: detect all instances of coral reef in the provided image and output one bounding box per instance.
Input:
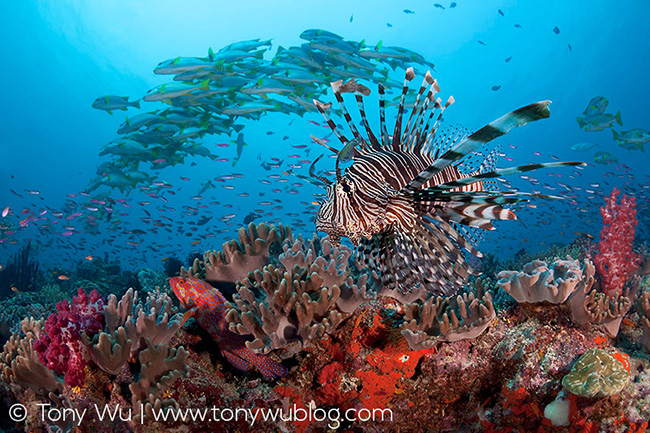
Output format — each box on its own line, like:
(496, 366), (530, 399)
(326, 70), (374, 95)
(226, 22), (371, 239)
(2, 222), (650, 432)
(125, 287), (183, 351)
(635, 290), (650, 351)
(562, 348), (630, 398)
(0, 318), (60, 395)
(401, 279), (496, 349)
(497, 256), (590, 304)
(181, 222), (292, 284)
(226, 264), (345, 358)
(129, 338), (189, 419)
(594, 187), (642, 295)
(33, 288), (105, 387)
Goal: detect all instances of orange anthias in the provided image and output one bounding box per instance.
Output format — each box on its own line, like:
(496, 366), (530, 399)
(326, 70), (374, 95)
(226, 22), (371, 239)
(169, 277), (287, 379)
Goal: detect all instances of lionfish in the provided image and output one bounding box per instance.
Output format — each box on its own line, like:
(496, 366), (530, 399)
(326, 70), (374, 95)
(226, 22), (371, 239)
(303, 67), (584, 296)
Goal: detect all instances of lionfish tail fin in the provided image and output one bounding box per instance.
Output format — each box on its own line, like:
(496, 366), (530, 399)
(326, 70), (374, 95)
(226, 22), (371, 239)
(402, 100), (552, 193)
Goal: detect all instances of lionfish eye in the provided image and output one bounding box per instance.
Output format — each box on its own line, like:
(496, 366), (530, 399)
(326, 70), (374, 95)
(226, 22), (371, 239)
(342, 183), (351, 193)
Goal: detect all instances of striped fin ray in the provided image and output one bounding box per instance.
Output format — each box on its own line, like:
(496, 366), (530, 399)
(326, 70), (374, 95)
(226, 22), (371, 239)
(424, 214), (483, 259)
(378, 84), (391, 149)
(424, 96), (455, 150)
(310, 134), (339, 155)
(428, 126), (467, 161)
(391, 67), (416, 151)
(401, 71), (435, 151)
(411, 80), (442, 155)
(436, 206), (509, 230)
(410, 190), (564, 204)
(403, 100), (552, 193)
(313, 99), (349, 146)
(355, 90), (382, 150)
(331, 80), (364, 141)
(427, 161), (586, 192)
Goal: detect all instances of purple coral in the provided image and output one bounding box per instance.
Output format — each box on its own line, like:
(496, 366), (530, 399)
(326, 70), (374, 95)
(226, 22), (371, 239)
(33, 288), (105, 387)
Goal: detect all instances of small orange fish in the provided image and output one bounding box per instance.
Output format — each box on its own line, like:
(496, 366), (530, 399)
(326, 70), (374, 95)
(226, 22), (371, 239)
(190, 240), (201, 245)
(58, 275), (69, 280)
(161, 257), (169, 262)
(85, 256), (93, 261)
(11, 287), (19, 293)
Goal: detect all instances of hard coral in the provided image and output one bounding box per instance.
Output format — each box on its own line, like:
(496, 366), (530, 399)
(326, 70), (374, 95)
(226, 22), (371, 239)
(562, 348), (630, 398)
(594, 188), (641, 295)
(33, 288), (104, 387)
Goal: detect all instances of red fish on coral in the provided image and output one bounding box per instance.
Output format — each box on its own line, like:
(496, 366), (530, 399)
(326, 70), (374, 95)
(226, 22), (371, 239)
(169, 277), (287, 379)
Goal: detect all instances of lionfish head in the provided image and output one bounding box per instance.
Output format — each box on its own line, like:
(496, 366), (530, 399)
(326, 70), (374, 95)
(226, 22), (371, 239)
(315, 176), (367, 247)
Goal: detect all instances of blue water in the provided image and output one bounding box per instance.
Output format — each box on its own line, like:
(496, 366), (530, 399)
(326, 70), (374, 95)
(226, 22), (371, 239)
(1, 0), (648, 271)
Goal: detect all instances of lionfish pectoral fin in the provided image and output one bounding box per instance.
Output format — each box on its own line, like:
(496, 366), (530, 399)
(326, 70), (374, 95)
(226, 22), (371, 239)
(401, 100), (553, 193)
(424, 161), (587, 192)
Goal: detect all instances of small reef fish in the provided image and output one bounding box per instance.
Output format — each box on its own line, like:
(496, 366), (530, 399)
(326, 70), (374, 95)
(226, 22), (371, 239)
(92, 95), (140, 115)
(582, 96), (609, 117)
(570, 142), (598, 152)
(232, 133), (245, 167)
(58, 275), (69, 280)
(1, 206), (9, 218)
(594, 151), (618, 165)
(577, 111), (622, 132)
(612, 129), (650, 152)
(170, 277), (288, 379)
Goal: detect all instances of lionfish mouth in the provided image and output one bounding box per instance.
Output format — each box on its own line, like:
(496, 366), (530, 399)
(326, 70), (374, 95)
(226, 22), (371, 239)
(305, 67), (585, 296)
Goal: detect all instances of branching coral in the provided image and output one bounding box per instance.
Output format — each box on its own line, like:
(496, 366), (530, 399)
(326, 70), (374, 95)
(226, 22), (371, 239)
(401, 279), (496, 350)
(81, 327), (133, 375)
(279, 235), (374, 313)
(497, 256), (592, 304)
(568, 274), (639, 337)
(635, 290), (650, 352)
(562, 348), (630, 398)
(104, 287), (135, 334)
(124, 287), (182, 351)
(129, 338), (189, 420)
(181, 222), (292, 284)
(0, 318), (60, 395)
(226, 264), (344, 358)
(594, 188), (641, 295)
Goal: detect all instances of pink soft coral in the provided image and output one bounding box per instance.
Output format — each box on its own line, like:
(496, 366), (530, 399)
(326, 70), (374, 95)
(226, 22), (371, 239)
(33, 288), (105, 387)
(594, 187), (641, 295)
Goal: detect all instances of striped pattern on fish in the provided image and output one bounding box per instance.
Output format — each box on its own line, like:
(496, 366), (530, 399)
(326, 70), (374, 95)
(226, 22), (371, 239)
(170, 277), (288, 378)
(310, 67), (584, 296)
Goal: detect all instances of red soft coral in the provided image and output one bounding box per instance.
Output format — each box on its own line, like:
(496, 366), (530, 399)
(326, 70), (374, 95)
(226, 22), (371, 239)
(33, 288), (104, 387)
(593, 188), (641, 295)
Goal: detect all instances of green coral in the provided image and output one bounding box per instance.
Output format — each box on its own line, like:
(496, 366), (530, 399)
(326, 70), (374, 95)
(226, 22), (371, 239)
(562, 348), (629, 398)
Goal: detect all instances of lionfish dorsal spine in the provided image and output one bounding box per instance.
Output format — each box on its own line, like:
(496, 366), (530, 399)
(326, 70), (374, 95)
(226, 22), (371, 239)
(354, 89), (382, 150)
(377, 83), (390, 149)
(313, 99), (349, 146)
(408, 77), (440, 155)
(392, 67), (416, 151)
(401, 71), (436, 152)
(331, 80), (363, 142)
(402, 100), (552, 193)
